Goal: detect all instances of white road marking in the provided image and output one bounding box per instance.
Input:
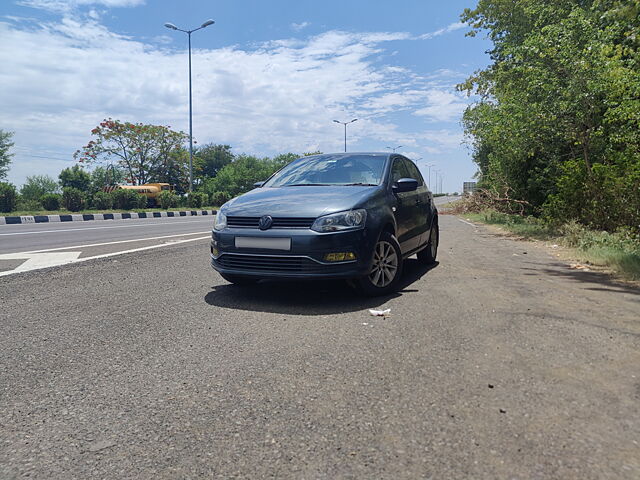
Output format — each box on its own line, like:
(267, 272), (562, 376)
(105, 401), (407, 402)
(457, 218), (477, 227)
(20, 231), (210, 254)
(0, 217), (214, 236)
(0, 236), (210, 277)
(0, 252), (81, 272)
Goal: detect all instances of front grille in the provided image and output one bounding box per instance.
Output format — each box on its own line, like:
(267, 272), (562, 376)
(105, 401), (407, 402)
(215, 254), (350, 274)
(227, 216), (315, 229)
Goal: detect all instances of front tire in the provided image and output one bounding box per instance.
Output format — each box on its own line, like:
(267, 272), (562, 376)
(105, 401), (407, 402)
(356, 231), (403, 296)
(417, 222), (438, 264)
(220, 273), (259, 285)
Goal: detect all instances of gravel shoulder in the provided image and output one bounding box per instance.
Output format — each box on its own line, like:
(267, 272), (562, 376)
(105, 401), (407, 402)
(1, 215), (638, 479)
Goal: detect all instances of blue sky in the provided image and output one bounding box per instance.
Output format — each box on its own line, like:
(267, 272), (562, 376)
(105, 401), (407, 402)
(0, 0), (490, 192)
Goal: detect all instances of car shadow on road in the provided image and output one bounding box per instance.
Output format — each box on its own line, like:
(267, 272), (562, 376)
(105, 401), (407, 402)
(204, 259), (438, 315)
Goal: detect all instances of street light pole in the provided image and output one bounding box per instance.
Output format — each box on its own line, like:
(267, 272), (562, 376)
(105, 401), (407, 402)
(333, 119), (357, 152)
(164, 19), (215, 192)
(425, 163), (435, 190)
(386, 145), (403, 153)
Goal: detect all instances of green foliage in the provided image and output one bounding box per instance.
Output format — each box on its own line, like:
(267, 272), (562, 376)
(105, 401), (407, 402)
(158, 190), (178, 209)
(40, 193), (61, 211)
(187, 192), (208, 208)
(62, 187), (85, 212)
(0, 182), (17, 212)
(0, 129), (14, 180)
(20, 175), (59, 202)
(112, 189), (141, 210)
(59, 165), (91, 192)
(194, 144), (234, 180)
(459, 0), (640, 232)
(210, 191), (230, 206)
(75, 118), (189, 188)
(91, 191), (113, 210)
(201, 154), (297, 199)
(136, 194), (149, 209)
(90, 166), (125, 192)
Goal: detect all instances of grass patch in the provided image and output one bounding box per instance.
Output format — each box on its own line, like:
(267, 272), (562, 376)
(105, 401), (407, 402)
(1, 206), (219, 217)
(464, 209), (640, 281)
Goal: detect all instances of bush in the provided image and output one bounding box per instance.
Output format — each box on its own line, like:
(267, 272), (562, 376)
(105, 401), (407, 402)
(158, 190), (178, 209)
(210, 191), (230, 206)
(112, 189), (141, 210)
(40, 193), (61, 211)
(91, 191), (113, 210)
(0, 182), (17, 213)
(62, 187), (85, 212)
(15, 198), (42, 212)
(137, 194), (149, 209)
(187, 192), (208, 208)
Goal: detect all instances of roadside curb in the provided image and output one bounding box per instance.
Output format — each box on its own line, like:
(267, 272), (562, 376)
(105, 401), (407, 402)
(0, 209), (217, 225)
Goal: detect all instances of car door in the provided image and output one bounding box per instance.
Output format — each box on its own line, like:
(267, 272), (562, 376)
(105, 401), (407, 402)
(390, 157), (418, 253)
(403, 158), (432, 248)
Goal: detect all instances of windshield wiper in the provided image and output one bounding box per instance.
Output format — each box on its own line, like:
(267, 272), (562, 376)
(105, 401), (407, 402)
(343, 183), (377, 186)
(284, 183), (332, 187)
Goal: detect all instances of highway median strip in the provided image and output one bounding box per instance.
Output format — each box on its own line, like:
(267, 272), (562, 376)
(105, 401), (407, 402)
(0, 209), (217, 225)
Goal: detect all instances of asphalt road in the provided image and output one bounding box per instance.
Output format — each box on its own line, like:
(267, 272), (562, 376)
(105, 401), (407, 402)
(2, 212), (637, 479)
(0, 215), (215, 255)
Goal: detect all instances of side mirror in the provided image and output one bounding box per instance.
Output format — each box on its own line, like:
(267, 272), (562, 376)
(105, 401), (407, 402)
(392, 178), (418, 193)
(253, 181), (265, 188)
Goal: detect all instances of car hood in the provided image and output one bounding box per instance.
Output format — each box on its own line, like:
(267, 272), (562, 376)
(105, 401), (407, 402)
(224, 185), (379, 218)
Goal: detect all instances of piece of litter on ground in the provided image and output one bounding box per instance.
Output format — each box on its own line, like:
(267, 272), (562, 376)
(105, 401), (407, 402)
(551, 244), (559, 249)
(362, 322), (369, 326)
(369, 309), (391, 317)
(569, 263), (591, 271)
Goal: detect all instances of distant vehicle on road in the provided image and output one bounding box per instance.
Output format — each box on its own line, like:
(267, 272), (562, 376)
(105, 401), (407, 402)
(210, 153), (438, 296)
(103, 183), (174, 205)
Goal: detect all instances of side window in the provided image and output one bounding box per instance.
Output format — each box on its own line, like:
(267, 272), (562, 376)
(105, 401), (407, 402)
(390, 158), (409, 184)
(403, 159), (424, 187)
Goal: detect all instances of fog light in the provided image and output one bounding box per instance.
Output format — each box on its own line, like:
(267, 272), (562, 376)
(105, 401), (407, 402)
(211, 244), (219, 257)
(324, 252), (356, 262)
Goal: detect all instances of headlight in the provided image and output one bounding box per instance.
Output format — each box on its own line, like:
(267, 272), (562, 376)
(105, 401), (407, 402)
(213, 209), (227, 231)
(311, 209), (367, 233)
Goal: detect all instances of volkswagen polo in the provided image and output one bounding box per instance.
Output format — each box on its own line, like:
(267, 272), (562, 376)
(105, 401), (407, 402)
(210, 153), (438, 296)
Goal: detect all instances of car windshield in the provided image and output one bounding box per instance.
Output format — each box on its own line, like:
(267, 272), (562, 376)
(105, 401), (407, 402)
(263, 154), (386, 187)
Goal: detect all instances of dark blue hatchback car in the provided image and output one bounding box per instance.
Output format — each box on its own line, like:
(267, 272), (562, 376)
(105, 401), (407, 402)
(211, 153), (438, 296)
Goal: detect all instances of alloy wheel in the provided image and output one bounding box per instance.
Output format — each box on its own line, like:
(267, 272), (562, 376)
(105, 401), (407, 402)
(369, 240), (399, 288)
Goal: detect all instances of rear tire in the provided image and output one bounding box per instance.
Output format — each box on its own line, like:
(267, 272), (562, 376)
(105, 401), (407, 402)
(220, 273), (259, 285)
(356, 231), (403, 296)
(417, 222), (438, 264)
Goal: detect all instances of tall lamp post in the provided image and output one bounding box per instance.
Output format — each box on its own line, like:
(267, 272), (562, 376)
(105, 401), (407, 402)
(386, 145), (402, 153)
(333, 119), (357, 152)
(425, 163), (435, 190)
(164, 19), (215, 192)
(434, 169), (441, 194)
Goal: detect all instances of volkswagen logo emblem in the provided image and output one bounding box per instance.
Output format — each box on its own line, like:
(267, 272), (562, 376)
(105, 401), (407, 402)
(258, 215), (273, 230)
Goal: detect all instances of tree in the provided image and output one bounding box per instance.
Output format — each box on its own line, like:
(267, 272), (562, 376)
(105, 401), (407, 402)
(194, 144), (234, 181)
(0, 129), (14, 180)
(201, 154), (296, 199)
(458, 0), (640, 230)
(20, 175), (59, 202)
(59, 165), (91, 192)
(74, 119), (189, 186)
(90, 166), (125, 192)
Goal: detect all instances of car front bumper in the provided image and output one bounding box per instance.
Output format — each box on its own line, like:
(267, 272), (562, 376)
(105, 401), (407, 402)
(210, 227), (375, 280)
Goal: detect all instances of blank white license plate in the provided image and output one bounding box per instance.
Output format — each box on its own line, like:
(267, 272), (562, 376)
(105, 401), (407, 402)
(235, 237), (291, 251)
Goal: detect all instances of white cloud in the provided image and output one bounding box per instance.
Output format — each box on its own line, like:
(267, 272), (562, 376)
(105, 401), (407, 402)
(0, 17), (469, 185)
(17, 0), (144, 12)
(418, 22), (466, 40)
(414, 90), (468, 122)
(290, 21), (310, 32)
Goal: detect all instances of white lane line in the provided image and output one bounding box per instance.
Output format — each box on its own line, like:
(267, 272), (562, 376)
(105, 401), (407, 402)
(0, 218), (214, 236)
(0, 236), (210, 277)
(457, 218), (477, 227)
(19, 231), (210, 254)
